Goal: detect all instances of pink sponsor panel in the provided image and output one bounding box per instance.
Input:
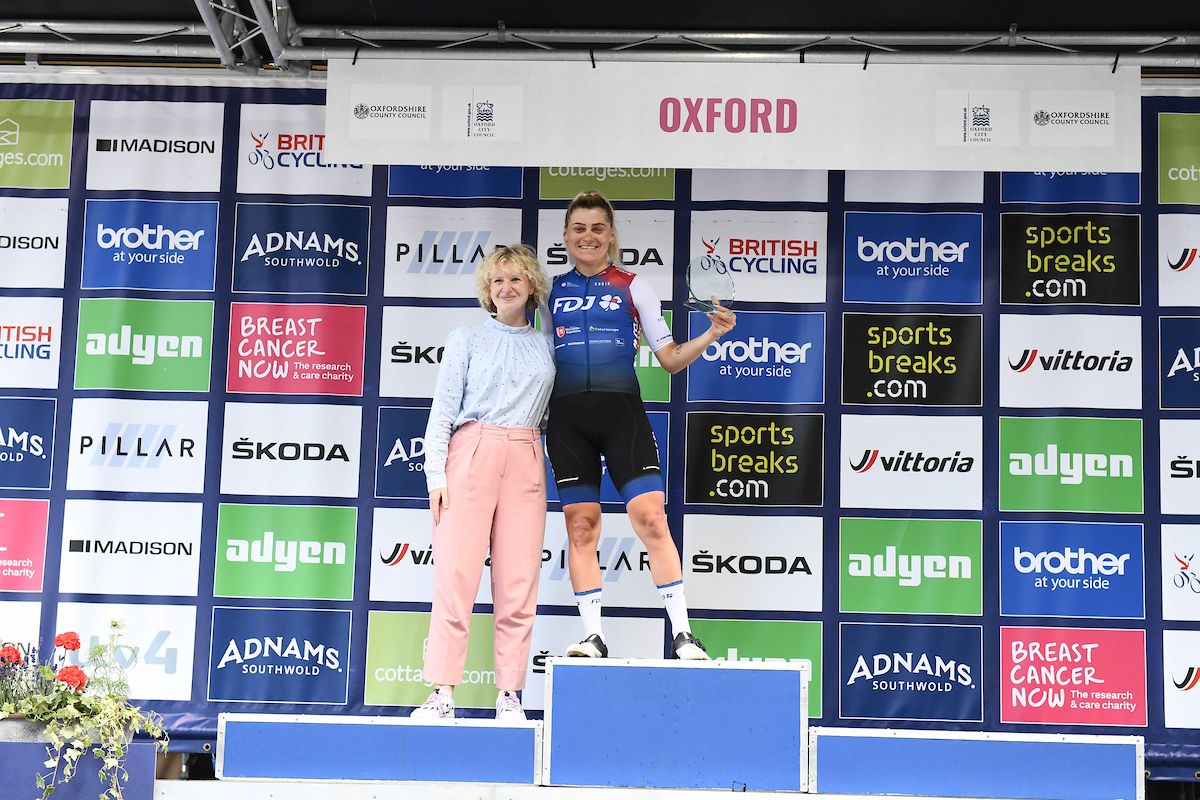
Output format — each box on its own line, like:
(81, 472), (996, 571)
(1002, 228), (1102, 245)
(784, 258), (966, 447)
(0, 498), (49, 592)
(227, 302), (366, 396)
(1001, 626), (1147, 726)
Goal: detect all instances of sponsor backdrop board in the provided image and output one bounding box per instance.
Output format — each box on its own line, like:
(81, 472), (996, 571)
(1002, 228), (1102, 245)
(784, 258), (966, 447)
(0, 79), (1195, 776)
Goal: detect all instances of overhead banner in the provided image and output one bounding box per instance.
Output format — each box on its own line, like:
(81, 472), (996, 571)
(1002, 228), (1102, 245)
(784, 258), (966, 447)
(325, 61), (1140, 171)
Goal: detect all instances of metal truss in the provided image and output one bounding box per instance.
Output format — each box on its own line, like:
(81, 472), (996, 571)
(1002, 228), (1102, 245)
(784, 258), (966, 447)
(0, 15), (1198, 72)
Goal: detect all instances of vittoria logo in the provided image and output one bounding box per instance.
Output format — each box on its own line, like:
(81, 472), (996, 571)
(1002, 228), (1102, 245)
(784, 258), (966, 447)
(1169, 248), (1198, 272)
(849, 449), (974, 474)
(1008, 348), (1134, 373)
(379, 542), (432, 566)
(1175, 667), (1200, 691)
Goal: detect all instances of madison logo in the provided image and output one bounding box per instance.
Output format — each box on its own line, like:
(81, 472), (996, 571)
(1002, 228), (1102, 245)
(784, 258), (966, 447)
(849, 449), (974, 473)
(379, 542), (433, 567)
(847, 547), (971, 587)
(691, 550), (811, 575)
(1008, 444), (1133, 485)
(1008, 348), (1133, 373)
(224, 530), (347, 574)
(217, 636), (340, 673)
(1169, 248), (1199, 272)
(95, 137), (215, 154)
(846, 651), (973, 688)
(1175, 667), (1200, 691)
(69, 538), (193, 557)
(78, 426), (195, 465)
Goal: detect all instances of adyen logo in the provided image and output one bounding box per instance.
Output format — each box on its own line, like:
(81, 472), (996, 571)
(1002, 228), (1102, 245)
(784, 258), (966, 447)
(684, 412), (822, 507)
(0, 397), (55, 490)
(388, 165), (523, 200)
(1159, 114), (1200, 205)
(0, 498), (49, 592)
(840, 518), (982, 615)
(844, 212), (983, 304)
(215, 504), (356, 601)
(208, 606), (350, 704)
(687, 311), (824, 404)
(689, 210), (827, 304)
(1000, 416), (1143, 513)
(1160, 317), (1200, 409)
(0, 297), (62, 390)
(1000, 521), (1145, 620)
(234, 203), (370, 296)
(0, 100), (73, 190)
(840, 622), (982, 722)
(842, 313), (982, 407)
(81, 200), (218, 292)
(384, 207), (522, 298)
(1000, 213), (1140, 305)
(375, 407), (431, 500)
(74, 299), (214, 392)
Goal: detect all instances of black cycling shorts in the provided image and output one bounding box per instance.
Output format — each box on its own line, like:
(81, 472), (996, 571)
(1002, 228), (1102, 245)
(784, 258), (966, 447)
(546, 392), (663, 505)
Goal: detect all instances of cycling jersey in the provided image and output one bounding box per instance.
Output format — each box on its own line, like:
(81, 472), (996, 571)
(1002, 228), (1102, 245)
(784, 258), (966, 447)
(547, 265), (673, 397)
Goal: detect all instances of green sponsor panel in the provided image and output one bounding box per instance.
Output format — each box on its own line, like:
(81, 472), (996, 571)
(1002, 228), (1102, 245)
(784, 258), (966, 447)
(539, 166), (676, 200)
(214, 504), (357, 601)
(75, 298), (214, 391)
(0, 99), (73, 189)
(364, 611), (497, 707)
(690, 618), (822, 718)
(1159, 114), (1200, 205)
(839, 518), (982, 616)
(636, 309), (672, 403)
(1000, 416), (1143, 513)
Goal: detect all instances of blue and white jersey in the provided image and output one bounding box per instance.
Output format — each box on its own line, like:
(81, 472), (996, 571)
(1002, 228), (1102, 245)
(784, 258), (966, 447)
(547, 265), (673, 396)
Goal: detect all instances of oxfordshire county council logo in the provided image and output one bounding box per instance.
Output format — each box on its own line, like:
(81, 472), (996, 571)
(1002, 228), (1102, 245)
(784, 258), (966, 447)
(1034, 110), (1051, 126)
(353, 104), (369, 120)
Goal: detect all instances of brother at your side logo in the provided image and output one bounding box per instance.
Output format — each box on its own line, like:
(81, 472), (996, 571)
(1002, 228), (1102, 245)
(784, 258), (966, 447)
(81, 199), (218, 292)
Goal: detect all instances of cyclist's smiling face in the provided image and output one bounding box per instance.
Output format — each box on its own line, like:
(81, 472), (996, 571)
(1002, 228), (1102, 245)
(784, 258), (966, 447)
(564, 208), (614, 272)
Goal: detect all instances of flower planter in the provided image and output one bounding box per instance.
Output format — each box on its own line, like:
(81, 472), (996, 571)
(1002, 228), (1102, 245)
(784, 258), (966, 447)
(0, 716), (48, 742)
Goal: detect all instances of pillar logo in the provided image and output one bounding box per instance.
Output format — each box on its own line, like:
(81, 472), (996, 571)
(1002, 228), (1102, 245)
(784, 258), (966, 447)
(843, 212), (983, 304)
(208, 607), (350, 704)
(0, 198), (68, 289)
(0, 499), (49, 592)
(999, 313), (1141, 409)
(0, 397), (55, 490)
(538, 166), (675, 200)
(1000, 416), (1143, 513)
(689, 210), (827, 303)
(1159, 317), (1200, 409)
(233, 203), (370, 295)
(1158, 113), (1200, 205)
(546, 412), (668, 506)
(842, 313), (982, 407)
(0, 100), (73, 189)
(384, 206), (522, 298)
(686, 311), (824, 404)
(215, 504), (356, 601)
(238, 104), (370, 197)
(375, 407), (432, 500)
(1000, 521), (1145, 620)
(1001, 626), (1147, 727)
(227, 303), (366, 396)
(86, 101), (223, 192)
(0, 297), (62, 389)
(1000, 213), (1140, 306)
(535, 514), (662, 608)
(1162, 526), (1200, 622)
(840, 518), (982, 615)
(839, 623), (982, 722)
(690, 619), (823, 717)
(74, 299), (213, 392)
(684, 412), (822, 507)
(1001, 171), (1140, 204)
(81, 199), (218, 292)
(387, 165), (522, 199)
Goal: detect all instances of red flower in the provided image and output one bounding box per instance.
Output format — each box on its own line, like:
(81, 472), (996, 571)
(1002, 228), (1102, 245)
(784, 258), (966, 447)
(0, 645), (22, 664)
(56, 665), (88, 692)
(54, 632), (81, 651)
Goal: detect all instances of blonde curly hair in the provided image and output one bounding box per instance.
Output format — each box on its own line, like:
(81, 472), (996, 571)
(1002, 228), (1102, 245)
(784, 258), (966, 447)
(475, 244), (550, 314)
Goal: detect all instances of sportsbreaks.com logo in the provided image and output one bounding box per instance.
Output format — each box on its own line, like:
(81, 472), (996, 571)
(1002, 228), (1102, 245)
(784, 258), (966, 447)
(684, 412), (822, 506)
(658, 97), (797, 133)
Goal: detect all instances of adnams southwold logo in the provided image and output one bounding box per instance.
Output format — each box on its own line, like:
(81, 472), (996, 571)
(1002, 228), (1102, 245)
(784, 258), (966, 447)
(238, 104), (369, 196)
(86, 101), (223, 192)
(375, 407), (431, 500)
(74, 299), (214, 393)
(234, 203), (370, 296)
(690, 210), (827, 304)
(1160, 317), (1200, 409)
(0, 297), (61, 389)
(384, 206), (522, 298)
(0, 397), (55, 490)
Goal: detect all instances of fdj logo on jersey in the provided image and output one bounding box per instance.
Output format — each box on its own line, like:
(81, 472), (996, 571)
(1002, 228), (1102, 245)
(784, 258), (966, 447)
(234, 203), (370, 295)
(0, 398), (55, 490)
(75, 299), (213, 392)
(550, 294), (626, 314)
(82, 199), (218, 292)
(376, 407), (432, 499)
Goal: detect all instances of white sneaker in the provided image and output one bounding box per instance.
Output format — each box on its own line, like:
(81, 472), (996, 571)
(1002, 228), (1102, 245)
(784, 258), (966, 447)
(565, 634), (608, 658)
(410, 688), (454, 720)
(495, 691), (526, 721)
(673, 631), (711, 661)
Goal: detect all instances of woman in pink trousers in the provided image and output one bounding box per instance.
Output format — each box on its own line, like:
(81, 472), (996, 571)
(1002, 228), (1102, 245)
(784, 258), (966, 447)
(410, 244), (555, 721)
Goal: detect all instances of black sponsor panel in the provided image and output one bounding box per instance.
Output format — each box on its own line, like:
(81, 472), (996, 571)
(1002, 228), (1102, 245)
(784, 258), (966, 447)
(685, 412), (822, 506)
(1000, 213), (1140, 306)
(842, 313), (982, 406)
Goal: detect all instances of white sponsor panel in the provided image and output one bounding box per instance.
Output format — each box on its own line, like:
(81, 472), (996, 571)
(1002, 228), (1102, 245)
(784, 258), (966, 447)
(383, 206), (522, 298)
(1029, 90), (1117, 148)
(522, 615), (664, 710)
(440, 85), (524, 142)
(220, 402), (362, 498)
(56, 602), (195, 701)
(1158, 214), (1200, 307)
(0, 197), (68, 288)
(691, 169), (828, 203)
(379, 305), (480, 398)
(86, 101), (224, 192)
(537, 208), (674, 301)
(370, 507), (490, 604)
(237, 103), (371, 196)
(690, 209), (827, 304)
(683, 514), (822, 612)
(999, 314), (1141, 409)
(0, 296), (62, 388)
(59, 500), (202, 597)
(934, 90), (1020, 147)
(841, 414), (983, 510)
(1162, 525), (1200, 622)
(539, 513), (661, 609)
(1162, 421), (1200, 515)
(844, 171), (984, 204)
(66, 398), (208, 493)
(348, 84), (433, 141)
(1163, 629), (1200, 729)
(0, 600), (40, 648)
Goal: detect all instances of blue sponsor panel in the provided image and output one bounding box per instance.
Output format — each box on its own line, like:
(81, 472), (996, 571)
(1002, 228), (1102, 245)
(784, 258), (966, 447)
(1001, 172), (1140, 205)
(375, 406), (431, 499)
(208, 607), (351, 704)
(0, 397), (55, 490)
(1000, 521), (1145, 619)
(1161, 317), (1200, 409)
(686, 311), (824, 403)
(840, 622), (982, 722)
(546, 411), (668, 504)
(81, 199), (218, 291)
(233, 203), (370, 295)
(843, 212), (983, 304)
(388, 165), (523, 198)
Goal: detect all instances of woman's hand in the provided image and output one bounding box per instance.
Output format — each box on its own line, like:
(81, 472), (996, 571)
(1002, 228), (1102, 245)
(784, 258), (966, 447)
(429, 487), (449, 525)
(707, 296), (736, 338)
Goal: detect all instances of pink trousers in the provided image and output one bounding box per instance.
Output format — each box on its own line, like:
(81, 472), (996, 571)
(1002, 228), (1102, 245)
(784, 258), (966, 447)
(423, 422), (547, 691)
